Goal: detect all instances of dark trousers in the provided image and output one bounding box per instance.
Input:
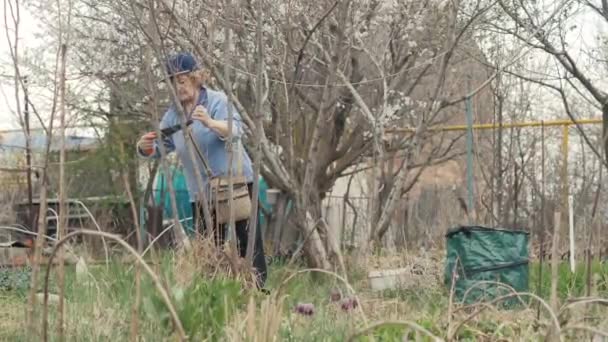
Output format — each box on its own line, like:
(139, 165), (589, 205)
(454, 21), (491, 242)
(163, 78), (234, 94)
(191, 183), (268, 289)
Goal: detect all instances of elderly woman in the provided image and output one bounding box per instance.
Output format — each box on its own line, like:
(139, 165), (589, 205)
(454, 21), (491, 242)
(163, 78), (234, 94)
(137, 52), (267, 289)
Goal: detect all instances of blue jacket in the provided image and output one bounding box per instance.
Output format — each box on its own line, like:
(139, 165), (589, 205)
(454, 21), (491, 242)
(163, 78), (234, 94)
(138, 87), (254, 202)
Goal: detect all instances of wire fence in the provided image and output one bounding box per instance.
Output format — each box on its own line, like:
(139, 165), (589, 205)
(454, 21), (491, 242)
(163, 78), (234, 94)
(322, 185), (468, 250)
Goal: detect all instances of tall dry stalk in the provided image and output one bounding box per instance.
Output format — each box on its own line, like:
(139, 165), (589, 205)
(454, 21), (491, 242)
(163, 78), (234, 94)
(222, 0), (239, 259)
(15, 7), (63, 337)
(587, 164), (602, 296)
(27, 178), (51, 335)
(56, 42), (69, 341)
(138, 40), (189, 249)
(446, 258), (459, 339)
(55, 0), (73, 336)
(550, 212), (561, 317)
(537, 120), (546, 321)
(245, 0), (264, 263)
(121, 170), (142, 341)
(24, 76), (35, 229)
(2, 0), (36, 330)
(226, 294), (286, 341)
(140, 0), (201, 249)
(117, 140), (144, 341)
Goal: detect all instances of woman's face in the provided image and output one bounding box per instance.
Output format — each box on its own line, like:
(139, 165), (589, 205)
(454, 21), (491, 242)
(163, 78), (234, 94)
(173, 74), (197, 103)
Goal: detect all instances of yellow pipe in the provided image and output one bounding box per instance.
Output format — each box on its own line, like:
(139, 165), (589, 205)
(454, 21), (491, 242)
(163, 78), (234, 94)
(387, 118), (603, 133)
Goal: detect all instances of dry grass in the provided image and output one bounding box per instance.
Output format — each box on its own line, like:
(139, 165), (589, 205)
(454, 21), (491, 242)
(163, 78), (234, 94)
(172, 236), (257, 289)
(2, 239), (608, 341)
(225, 293), (287, 341)
(353, 248), (445, 293)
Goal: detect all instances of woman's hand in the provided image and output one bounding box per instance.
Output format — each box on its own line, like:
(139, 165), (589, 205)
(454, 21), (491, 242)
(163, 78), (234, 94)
(137, 131), (157, 155)
(192, 105), (232, 139)
(192, 105), (212, 126)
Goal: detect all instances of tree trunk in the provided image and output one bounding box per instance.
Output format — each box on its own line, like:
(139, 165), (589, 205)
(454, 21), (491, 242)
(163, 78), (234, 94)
(297, 209), (332, 270)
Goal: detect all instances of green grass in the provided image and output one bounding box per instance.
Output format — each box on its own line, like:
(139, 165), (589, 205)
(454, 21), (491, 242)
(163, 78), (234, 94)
(1, 258), (608, 340)
(529, 260), (608, 299)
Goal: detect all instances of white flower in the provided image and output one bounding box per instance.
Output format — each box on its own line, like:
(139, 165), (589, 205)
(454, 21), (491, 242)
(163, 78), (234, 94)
(402, 97), (412, 106)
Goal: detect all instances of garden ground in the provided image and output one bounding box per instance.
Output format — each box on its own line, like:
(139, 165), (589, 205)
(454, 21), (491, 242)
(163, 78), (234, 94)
(1, 245), (608, 341)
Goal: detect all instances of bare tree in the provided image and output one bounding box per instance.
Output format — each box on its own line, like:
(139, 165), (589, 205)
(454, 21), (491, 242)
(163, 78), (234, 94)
(24, 0), (495, 267)
(494, 0), (608, 164)
(3, 0), (64, 334)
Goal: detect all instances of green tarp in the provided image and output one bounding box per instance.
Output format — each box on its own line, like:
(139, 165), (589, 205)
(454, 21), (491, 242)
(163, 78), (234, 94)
(153, 166), (194, 234)
(150, 168), (275, 235)
(258, 177), (271, 228)
(444, 225), (529, 307)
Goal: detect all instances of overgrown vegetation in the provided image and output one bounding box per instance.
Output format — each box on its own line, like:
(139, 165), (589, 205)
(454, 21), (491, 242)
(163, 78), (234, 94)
(2, 254), (608, 341)
(2, 0), (608, 340)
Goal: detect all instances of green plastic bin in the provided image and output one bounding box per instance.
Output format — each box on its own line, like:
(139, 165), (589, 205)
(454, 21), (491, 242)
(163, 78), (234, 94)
(444, 225), (529, 307)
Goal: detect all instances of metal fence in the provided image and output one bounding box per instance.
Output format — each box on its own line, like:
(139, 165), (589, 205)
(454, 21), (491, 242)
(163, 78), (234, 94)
(322, 186), (468, 250)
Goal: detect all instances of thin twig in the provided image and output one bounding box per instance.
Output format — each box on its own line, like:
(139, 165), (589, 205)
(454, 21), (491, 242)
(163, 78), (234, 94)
(245, 0), (264, 266)
(25, 9), (62, 335)
(559, 297), (608, 317)
(122, 171), (142, 341)
(56, 41), (69, 342)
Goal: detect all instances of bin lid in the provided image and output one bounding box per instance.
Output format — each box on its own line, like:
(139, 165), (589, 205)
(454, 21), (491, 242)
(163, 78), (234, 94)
(445, 225), (529, 238)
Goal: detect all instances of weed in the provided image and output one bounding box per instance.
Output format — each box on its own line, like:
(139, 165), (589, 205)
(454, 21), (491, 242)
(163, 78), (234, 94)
(142, 276), (245, 340)
(0, 266), (31, 294)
